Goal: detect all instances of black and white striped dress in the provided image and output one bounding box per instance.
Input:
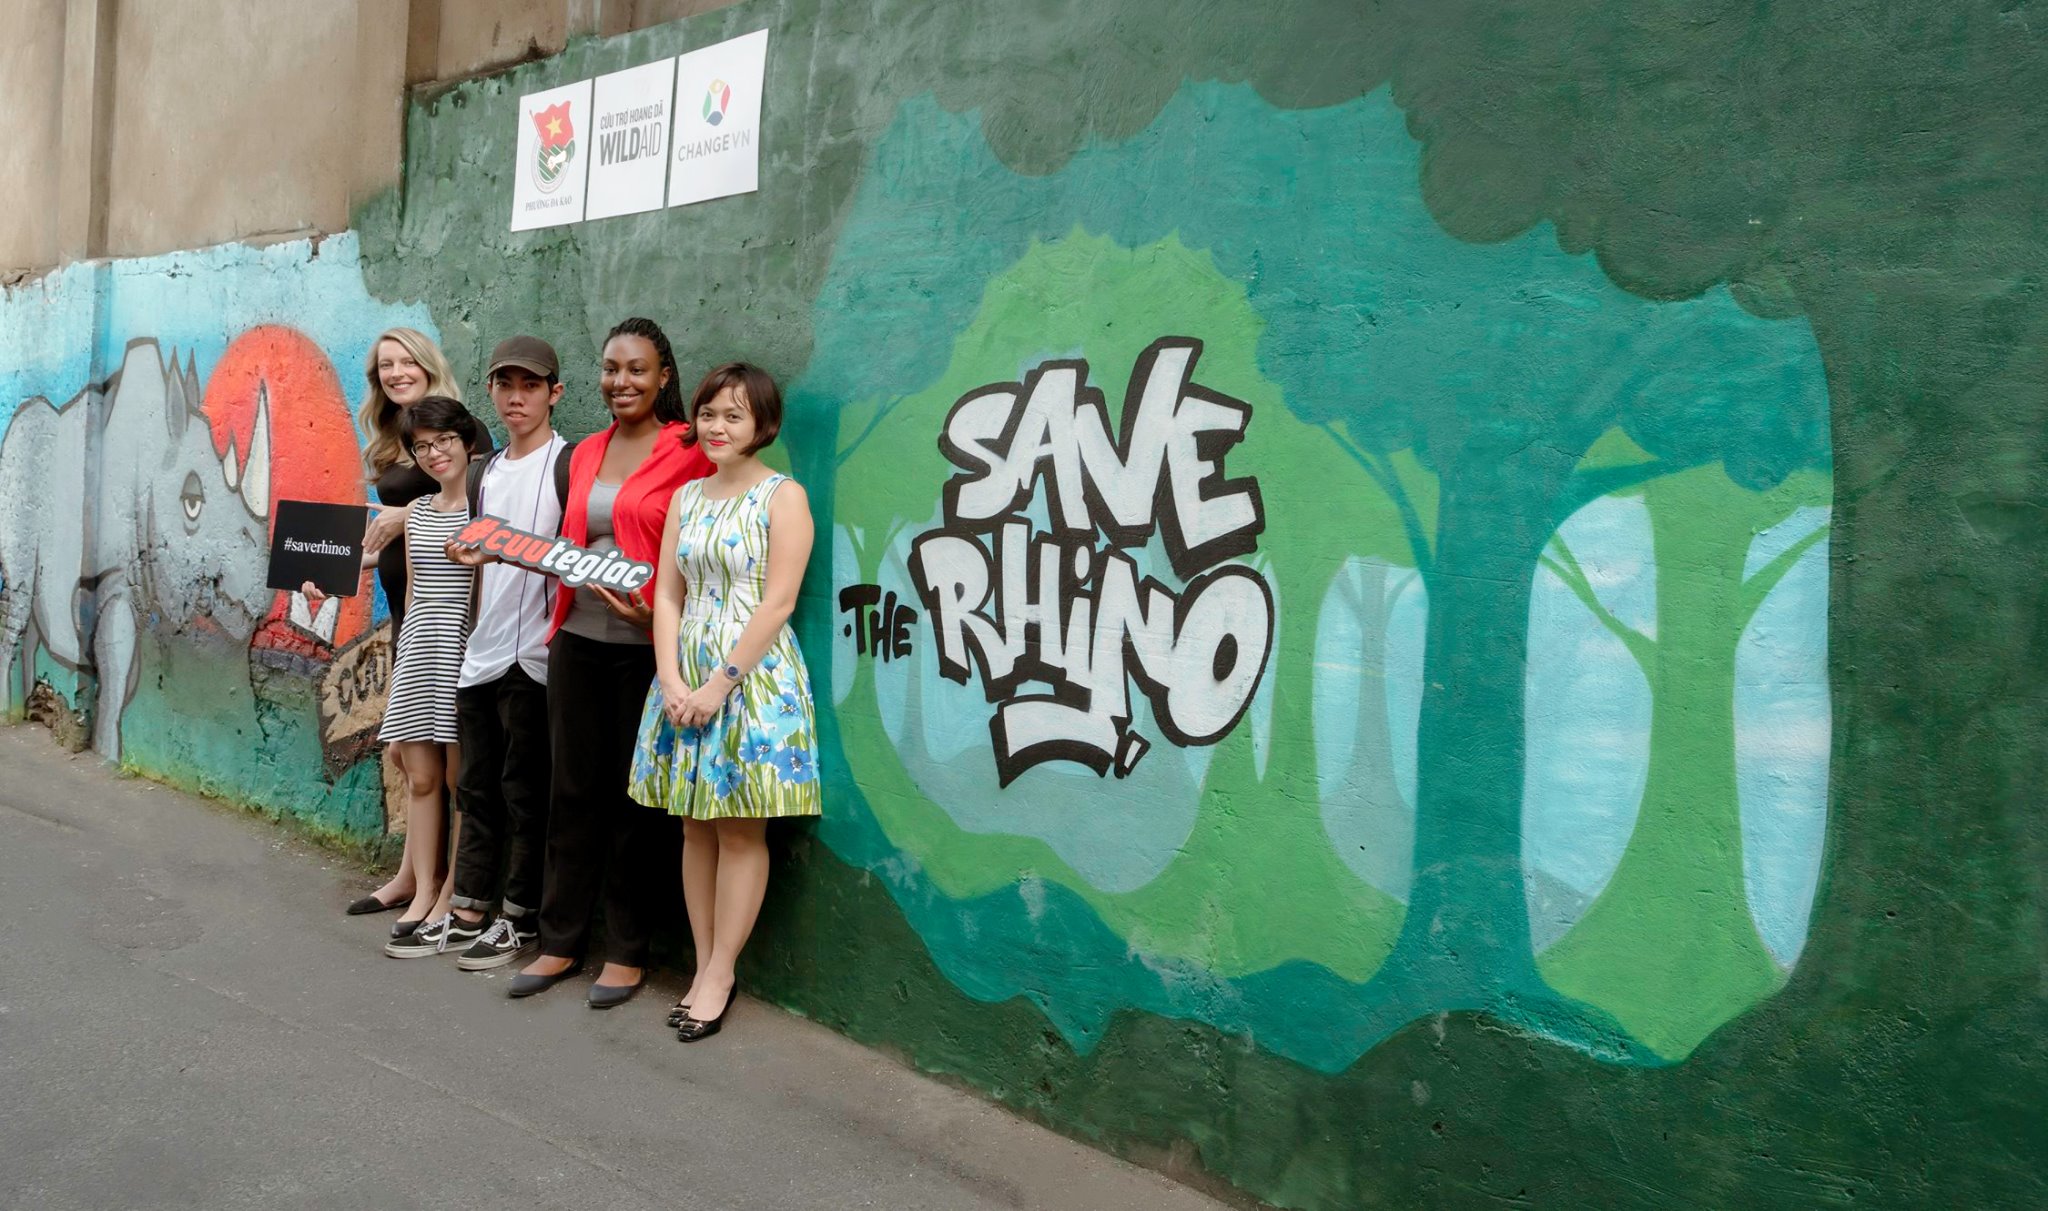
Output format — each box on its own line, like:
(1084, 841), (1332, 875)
(378, 499), (472, 744)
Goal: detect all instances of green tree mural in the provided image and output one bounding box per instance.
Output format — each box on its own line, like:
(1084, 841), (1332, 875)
(1262, 251), (1830, 1046)
(1536, 456), (1831, 1058)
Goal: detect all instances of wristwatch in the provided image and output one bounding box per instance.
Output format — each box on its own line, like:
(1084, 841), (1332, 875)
(722, 662), (744, 683)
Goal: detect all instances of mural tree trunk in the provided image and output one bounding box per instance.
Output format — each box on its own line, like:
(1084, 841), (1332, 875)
(1395, 484), (1550, 998)
(1538, 465), (1829, 1057)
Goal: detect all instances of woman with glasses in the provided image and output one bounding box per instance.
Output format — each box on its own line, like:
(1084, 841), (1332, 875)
(313, 396), (488, 949)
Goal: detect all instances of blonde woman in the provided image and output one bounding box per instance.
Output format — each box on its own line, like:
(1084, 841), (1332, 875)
(343, 328), (484, 934)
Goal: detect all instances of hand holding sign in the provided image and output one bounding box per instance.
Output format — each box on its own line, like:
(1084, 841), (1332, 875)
(269, 500), (374, 597)
(589, 585), (654, 630)
(444, 538), (495, 568)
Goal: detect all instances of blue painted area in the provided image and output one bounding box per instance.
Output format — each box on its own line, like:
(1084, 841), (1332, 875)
(2, 233), (433, 438)
(1313, 557), (1424, 901)
(1523, 496), (1657, 947)
(0, 262), (103, 424)
(1738, 508), (1832, 966)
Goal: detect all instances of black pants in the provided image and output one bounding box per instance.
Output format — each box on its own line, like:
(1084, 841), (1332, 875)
(450, 666), (551, 920)
(536, 630), (677, 966)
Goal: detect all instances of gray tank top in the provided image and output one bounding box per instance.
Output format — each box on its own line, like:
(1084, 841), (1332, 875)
(561, 480), (651, 645)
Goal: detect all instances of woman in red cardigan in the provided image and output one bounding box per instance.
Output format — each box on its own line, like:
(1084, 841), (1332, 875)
(508, 317), (713, 1005)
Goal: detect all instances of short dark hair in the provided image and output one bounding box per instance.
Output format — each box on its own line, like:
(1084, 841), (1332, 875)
(399, 395), (484, 454)
(603, 317), (686, 425)
(682, 363), (783, 455)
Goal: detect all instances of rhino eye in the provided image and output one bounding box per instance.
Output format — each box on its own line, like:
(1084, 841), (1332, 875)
(181, 471), (204, 523)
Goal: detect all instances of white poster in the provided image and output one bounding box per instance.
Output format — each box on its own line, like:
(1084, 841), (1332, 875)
(509, 78), (593, 231)
(585, 59), (676, 221)
(667, 29), (769, 209)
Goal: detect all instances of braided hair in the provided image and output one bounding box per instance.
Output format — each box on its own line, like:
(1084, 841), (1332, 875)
(603, 316), (686, 425)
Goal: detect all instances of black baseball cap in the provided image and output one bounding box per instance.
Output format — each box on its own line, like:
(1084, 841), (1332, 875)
(486, 335), (559, 379)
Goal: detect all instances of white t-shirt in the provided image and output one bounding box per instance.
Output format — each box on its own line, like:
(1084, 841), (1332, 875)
(458, 433), (567, 689)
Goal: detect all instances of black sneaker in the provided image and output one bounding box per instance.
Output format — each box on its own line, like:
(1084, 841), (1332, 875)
(384, 912), (486, 959)
(455, 915), (537, 971)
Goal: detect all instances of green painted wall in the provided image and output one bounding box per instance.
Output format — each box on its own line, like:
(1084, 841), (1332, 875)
(5, 1), (2043, 1206)
(357, 4), (2048, 1202)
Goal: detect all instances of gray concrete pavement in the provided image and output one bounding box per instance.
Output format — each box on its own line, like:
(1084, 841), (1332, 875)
(0, 725), (1230, 1211)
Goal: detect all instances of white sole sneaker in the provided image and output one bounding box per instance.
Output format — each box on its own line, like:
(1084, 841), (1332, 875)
(456, 938), (536, 971)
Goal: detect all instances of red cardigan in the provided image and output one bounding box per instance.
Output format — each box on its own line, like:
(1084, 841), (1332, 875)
(546, 421), (714, 642)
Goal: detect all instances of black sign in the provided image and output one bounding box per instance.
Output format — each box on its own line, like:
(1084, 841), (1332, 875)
(268, 500), (369, 596)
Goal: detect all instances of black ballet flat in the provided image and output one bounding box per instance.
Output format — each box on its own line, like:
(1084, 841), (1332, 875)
(674, 1007), (728, 1042)
(390, 916), (426, 939)
(507, 959), (584, 999)
(346, 894), (403, 916)
(675, 990), (736, 1043)
(667, 978), (734, 1027)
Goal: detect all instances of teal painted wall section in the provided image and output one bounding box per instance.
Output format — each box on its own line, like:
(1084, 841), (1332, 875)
(6, 2), (2046, 1207)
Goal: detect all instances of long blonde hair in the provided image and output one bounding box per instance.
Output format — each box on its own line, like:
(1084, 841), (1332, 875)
(359, 327), (460, 476)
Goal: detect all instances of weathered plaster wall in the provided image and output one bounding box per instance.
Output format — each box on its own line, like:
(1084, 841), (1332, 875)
(3, 2), (2045, 1208)
(104, 1), (360, 254)
(0, 0), (68, 277)
(428, 0), (570, 78)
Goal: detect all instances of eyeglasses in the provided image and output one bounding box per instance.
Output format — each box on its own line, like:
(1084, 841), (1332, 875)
(409, 433), (465, 460)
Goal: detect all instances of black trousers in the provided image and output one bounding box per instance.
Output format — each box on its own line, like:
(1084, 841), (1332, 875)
(536, 630), (678, 966)
(450, 666), (551, 919)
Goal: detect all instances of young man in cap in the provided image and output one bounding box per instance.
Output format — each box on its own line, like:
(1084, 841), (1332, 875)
(387, 336), (573, 965)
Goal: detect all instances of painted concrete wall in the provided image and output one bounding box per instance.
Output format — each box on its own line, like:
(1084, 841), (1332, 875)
(3, 3), (2045, 1208)
(0, 235), (429, 836)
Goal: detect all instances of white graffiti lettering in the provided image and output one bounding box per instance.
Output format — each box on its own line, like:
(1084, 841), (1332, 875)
(906, 337), (1273, 785)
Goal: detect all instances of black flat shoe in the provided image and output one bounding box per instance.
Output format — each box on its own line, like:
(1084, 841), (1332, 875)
(587, 980), (643, 1010)
(346, 894), (404, 916)
(391, 916), (426, 939)
(675, 993), (735, 1043)
(667, 977), (735, 1027)
(507, 959), (584, 999)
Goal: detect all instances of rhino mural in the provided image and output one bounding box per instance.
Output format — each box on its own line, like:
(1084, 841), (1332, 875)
(0, 338), (273, 760)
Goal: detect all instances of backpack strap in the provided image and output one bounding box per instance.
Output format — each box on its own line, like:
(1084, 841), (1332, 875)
(553, 438), (576, 510)
(463, 450), (501, 628)
(465, 449), (501, 517)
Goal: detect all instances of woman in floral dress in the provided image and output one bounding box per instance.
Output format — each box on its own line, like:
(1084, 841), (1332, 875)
(629, 362), (819, 1042)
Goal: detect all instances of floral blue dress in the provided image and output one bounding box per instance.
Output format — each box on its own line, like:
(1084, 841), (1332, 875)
(628, 474), (821, 820)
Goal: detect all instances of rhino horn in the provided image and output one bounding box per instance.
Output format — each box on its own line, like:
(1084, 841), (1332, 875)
(240, 383), (271, 519)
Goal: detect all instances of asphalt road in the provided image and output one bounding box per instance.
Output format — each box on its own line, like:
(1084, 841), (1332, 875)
(0, 725), (1230, 1211)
